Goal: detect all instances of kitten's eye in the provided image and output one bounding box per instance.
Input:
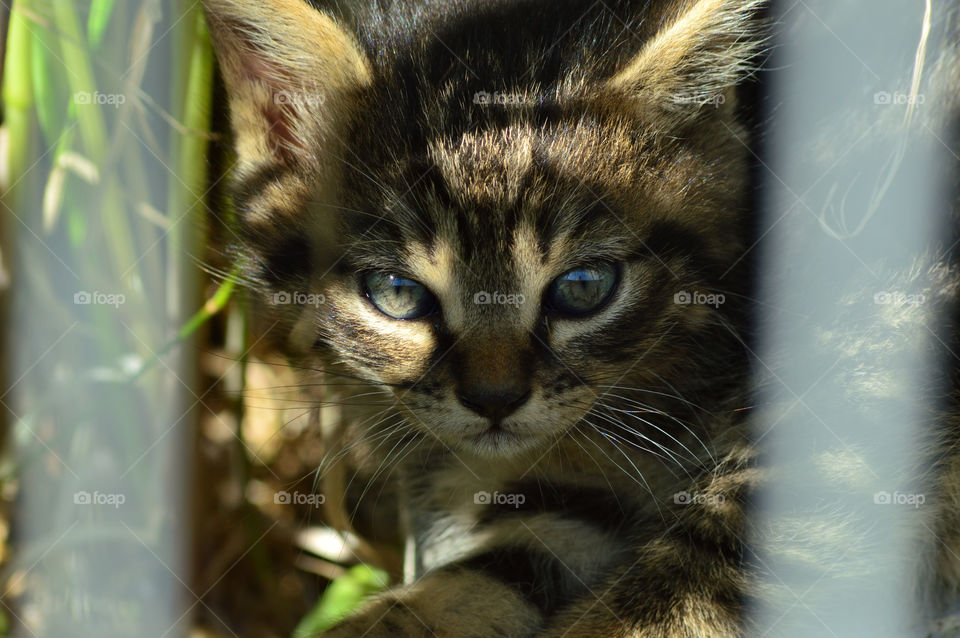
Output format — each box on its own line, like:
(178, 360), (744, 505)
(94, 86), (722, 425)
(363, 272), (438, 320)
(546, 263), (619, 316)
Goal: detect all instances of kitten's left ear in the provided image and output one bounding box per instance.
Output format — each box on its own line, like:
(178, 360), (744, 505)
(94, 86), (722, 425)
(202, 0), (371, 171)
(608, 0), (767, 124)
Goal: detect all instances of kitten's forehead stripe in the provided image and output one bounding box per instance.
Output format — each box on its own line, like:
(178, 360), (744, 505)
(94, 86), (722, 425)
(232, 163), (290, 215)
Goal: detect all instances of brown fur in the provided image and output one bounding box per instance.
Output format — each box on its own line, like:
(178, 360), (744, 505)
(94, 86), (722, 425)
(202, 0), (960, 636)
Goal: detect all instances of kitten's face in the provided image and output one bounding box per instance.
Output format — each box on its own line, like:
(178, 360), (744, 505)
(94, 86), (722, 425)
(204, 0), (760, 457)
(302, 114), (747, 457)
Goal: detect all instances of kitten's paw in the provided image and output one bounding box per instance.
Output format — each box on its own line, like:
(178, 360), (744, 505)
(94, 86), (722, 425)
(321, 571), (541, 637)
(321, 599), (435, 638)
(321, 589), (539, 637)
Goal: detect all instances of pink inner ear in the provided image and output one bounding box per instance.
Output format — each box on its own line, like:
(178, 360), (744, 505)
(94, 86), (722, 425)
(222, 17), (311, 166)
(259, 101), (303, 167)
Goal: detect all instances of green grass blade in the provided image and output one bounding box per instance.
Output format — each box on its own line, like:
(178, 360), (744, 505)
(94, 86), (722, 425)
(129, 272), (238, 382)
(292, 565), (390, 637)
(86, 0), (117, 49)
(2, 2), (36, 199)
(30, 15), (68, 144)
(51, 0), (107, 163)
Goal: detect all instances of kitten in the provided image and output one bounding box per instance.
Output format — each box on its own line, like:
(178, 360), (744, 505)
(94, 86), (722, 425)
(201, 0), (960, 635)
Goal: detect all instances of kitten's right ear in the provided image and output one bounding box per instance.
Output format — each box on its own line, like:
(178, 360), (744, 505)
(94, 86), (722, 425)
(202, 0), (370, 172)
(607, 0), (766, 126)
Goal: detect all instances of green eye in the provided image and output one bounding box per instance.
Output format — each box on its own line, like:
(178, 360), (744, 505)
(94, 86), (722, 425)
(363, 272), (438, 320)
(546, 263), (619, 316)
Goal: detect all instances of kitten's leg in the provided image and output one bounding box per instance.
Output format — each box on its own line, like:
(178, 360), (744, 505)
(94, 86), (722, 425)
(533, 530), (746, 638)
(324, 457), (753, 637)
(322, 524), (744, 638)
(322, 473), (636, 637)
(320, 553), (552, 638)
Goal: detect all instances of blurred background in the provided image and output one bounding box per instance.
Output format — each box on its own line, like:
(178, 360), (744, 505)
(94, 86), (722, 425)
(0, 1), (392, 636)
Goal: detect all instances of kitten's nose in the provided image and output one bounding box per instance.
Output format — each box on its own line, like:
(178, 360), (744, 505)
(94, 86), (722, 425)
(454, 334), (533, 422)
(457, 386), (531, 421)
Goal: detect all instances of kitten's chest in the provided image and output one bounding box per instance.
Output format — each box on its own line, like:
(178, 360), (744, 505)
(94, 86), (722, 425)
(400, 457), (641, 580)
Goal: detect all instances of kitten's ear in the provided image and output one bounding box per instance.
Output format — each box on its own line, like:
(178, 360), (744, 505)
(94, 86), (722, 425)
(202, 0), (370, 170)
(608, 0), (766, 123)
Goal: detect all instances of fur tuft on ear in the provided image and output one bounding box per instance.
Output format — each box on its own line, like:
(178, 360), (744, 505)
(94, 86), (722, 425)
(608, 0), (767, 123)
(202, 0), (370, 171)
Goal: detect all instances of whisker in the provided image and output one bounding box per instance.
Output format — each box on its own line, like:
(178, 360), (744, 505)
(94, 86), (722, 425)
(594, 383), (709, 416)
(315, 410), (406, 479)
(603, 403), (714, 468)
(564, 428), (627, 514)
(350, 431), (421, 522)
(591, 393), (716, 465)
(574, 422), (663, 520)
(581, 405), (690, 475)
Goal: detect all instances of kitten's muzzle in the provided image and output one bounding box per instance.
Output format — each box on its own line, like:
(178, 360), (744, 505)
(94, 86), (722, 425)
(453, 334), (533, 422)
(456, 387), (531, 422)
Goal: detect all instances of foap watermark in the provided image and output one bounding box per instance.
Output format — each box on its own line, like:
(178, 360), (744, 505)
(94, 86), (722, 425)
(74, 290), (125, 308)
(74, 91), (125, 108)
(873, 490), (925, 508)
(274, 490), (326, 508)
(473, 91), (534, 106)
(474, 490), (526, 508)
(274, 89), (325, 108)
(671, 92), (726, 107)
(673, 490), (726, 506)
(873, 91), (925, 106)
(674, 290), (725, 308)
(272, 291), (326, 307)
(74, 490), (126, 508)
(873, 291), (926, 307)
(474, 291), (525, 307)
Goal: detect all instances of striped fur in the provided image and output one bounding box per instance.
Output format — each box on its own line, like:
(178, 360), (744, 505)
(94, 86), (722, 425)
(202, 0), (960, 636)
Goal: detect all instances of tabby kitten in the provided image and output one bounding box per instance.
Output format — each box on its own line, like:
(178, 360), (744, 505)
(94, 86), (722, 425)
(201, 0), (959, 636)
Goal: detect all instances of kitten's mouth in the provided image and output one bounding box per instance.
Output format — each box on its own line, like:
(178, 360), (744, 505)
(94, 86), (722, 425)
(473, 422), (510, 439)
(467, 423), (527, 455)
